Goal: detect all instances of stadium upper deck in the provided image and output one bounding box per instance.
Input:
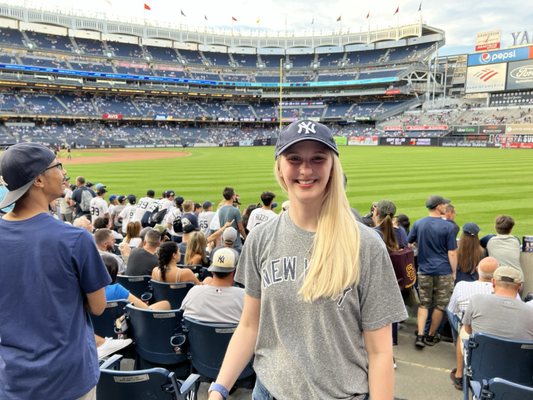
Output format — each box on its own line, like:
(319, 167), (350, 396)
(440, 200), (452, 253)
(0, 4), (443, 96)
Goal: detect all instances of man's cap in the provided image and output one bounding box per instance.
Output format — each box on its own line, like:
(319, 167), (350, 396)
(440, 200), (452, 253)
(86, 182), (94, 187)
(0, 143), (56, 209)
(181, 217), (198, 234)
(97, 187), (107, 195)
(463, 222), (480, 236)
(425, 195), (451, 209)
(127, 194), (136, 204)
(493, 266), (524, 284)
(275, 120), (338, 159)
(175, 196), (184, 206)
(166, 190), (175, 197)
(117, 195), (126, 203)
(222, 226), (238, 243)
(202, 200), (212, 209)
(95, 183), (106, 190)
(376, 200), (396, 217)
(153, 224), (167, 234)
(194, 202), (202, 209)
(109, 194), (117, 202)
(208, 247), (237, 273)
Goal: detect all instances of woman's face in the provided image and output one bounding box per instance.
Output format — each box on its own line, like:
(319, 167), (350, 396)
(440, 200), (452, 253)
(278, 141), (333, 208)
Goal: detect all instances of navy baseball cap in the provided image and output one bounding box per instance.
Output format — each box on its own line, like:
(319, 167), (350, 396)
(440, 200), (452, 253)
(463, 222), (480, 236)
(0, 143), (56, 209)
(275, 120), (338, 159)
(425, 195), (450, 209)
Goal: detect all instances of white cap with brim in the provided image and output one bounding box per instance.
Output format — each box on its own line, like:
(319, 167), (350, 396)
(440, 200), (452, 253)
(0, 143), (55, 209)
(208, 248), (237, 273)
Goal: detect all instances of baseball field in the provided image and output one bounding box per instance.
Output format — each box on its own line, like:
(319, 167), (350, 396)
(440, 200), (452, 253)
(59, 146), (533, 239)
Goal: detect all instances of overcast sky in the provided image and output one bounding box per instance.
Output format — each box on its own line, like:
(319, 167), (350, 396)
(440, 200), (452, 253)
(11, 0), (533, 55)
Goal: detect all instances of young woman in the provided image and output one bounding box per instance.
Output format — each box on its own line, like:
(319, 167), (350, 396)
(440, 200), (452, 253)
(119, 221), (142, 249)
(455, 222), (486, 283)
(208, 120), (407, 400)
(184, 231), (209, 266)
(152, 241), (201, 284)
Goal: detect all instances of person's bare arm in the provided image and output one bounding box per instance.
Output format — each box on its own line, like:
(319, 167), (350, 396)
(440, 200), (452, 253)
(448, 249), (458, 278)
(208, 295), (260, 399)
(237, 221), (247, 241)
(364, 324), (394, 400)
(86, 288), (107, 315)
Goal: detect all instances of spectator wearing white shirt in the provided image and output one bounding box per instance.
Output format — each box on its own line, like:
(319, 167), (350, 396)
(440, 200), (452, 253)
(246, 191), (278, 232)
(89, 187), (109, 223)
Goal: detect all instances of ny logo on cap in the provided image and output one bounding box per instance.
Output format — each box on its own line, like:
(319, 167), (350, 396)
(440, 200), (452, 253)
(0, 175), (7, 187)
(297, 121), (316, 135)
(217, 255), (225, 263)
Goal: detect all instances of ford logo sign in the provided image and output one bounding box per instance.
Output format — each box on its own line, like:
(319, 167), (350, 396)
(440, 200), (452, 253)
(510, 65), (533, 79)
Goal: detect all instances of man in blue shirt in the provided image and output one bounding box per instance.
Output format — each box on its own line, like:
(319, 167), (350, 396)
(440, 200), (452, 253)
(408, 195), (457, 349)
(0, 143), (111, 400)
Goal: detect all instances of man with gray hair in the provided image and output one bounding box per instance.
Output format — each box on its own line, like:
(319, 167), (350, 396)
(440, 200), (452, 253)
(125, 228), (161, 276)
(446, 257), (499, 390)
(463, 266), (533, 340)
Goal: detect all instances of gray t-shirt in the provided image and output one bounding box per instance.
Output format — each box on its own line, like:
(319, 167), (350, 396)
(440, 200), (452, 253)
(180, 285), (244, 324)
(235, 211), (408, 400)
(463, 293), (533, 340)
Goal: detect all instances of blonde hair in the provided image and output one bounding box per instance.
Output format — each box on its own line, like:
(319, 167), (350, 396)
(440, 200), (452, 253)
(185, 231), (208, 265)
(275, 153), (361, 302)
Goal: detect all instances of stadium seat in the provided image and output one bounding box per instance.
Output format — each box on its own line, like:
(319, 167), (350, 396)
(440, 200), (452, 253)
(90, 300), (129, 338)
(463, 333), (533, 400)
(97, 354), (200, 400)
(125, 304), (189, 376)
(183, 318), (255, 396)
(116, 275), (152, 299)
(150, 280), (194, 309)
(478, 377), (533, 400)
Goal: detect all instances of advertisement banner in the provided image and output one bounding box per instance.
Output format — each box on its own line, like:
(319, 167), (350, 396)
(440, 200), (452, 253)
(453, 126), (479, 134)
(405, 125), (448, 131)
(480, 124), (505, 134)
(509, 142), (533, 149)
(465, 63), (507, 93)
(475, 30), (501, 52)
(467, 46), (532, 66)
(102, 113), (123, 120)
(506, 124), (533, 134)
(384, 126), (403, 131)
(347, 136), (379, 146)
(380, 137), (437, 146)
(506, 59), (533, 90)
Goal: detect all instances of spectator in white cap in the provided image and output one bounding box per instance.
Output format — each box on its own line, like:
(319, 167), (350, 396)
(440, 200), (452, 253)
(0, 143), (110, 399)
(180, 247), (244, 324)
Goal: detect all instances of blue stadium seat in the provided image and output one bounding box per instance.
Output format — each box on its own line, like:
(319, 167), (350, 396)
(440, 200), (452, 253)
(479, 377), (533, 400)
(463, 333), (533, 400)
(150, 280), (194, 309)
(91, 300), (129, 338)
(116, 275), (152, 299)
(97, 354), (199, 400)
(183, 318), (255, 393)
(125, 305), (188, 372)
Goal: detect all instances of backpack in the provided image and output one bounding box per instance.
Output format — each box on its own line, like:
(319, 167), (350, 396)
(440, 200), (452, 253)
(388, 247), (416, 290)
(141, 206), (160, 228)
(79, 189), (93, 213)
(149, 208), (168, 227)
(172, 214), (183, 234)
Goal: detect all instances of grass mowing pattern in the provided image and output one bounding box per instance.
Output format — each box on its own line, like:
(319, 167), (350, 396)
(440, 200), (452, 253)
(63, 146), (533, 239)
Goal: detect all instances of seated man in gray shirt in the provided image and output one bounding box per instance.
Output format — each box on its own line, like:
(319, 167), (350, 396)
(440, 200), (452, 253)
(463, 266), (533, 341)
(180, 247), (244, 324)
(125, 229), (161, 276)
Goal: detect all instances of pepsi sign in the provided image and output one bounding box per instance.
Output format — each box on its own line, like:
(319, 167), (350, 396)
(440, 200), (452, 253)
(467, 46), (532, 66)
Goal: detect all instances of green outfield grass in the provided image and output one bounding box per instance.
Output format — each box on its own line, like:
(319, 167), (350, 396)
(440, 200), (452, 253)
(62, 146), (533, 239)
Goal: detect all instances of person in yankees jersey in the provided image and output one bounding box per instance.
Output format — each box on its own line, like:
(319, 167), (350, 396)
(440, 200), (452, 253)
(208, 120), (407, 400)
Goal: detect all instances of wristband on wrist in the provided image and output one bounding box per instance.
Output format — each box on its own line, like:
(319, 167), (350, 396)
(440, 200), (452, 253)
(208, 382), (229, 399)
